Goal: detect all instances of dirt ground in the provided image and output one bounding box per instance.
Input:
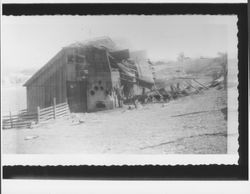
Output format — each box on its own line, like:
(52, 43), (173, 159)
(3, 87), (228, 154)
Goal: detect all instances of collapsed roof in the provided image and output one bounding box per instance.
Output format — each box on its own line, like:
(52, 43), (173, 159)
(24, 37), (155, 88)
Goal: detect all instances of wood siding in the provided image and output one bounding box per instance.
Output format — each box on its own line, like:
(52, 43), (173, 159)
(26, 46), (117, 113)
(27, 49), (68, 112)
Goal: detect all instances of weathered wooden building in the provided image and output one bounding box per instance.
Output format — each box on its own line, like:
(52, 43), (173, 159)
(24, 37), (154, 113)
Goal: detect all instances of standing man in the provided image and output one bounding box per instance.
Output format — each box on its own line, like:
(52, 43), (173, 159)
(115, 85), (124, 108)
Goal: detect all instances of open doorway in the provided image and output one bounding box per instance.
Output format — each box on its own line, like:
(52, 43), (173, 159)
(66, 81), (87, 112)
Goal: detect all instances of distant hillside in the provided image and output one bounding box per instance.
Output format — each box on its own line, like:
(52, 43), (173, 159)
(154, 55), (228, 80)
(153, 54), (229, 89)
(2, 68), (36, 87)
(20, 68), (37, 76)
(182, 58), (223, 77)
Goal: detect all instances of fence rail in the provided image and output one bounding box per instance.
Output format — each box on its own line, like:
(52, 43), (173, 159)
(2, 98), (70, 129)
(2, 111), (37, 129)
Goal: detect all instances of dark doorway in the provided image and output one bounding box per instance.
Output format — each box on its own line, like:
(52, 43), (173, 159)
(66, 81), (87, 112)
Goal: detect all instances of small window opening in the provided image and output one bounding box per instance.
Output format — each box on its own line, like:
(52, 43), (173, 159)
(79, 70), (86, 77)
(94, 86), (99, 91)
(90, 90), (95, 96)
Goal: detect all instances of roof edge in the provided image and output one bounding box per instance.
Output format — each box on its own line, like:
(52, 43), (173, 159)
(23, 48), (65, 87)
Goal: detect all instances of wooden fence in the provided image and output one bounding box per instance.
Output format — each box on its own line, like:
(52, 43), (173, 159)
(2, 98), (70, 129)
(38, 99), (70, 123)
(2, 110), (37, 129)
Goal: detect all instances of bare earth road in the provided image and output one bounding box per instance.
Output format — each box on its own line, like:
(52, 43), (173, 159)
(3, 88), (229, 154)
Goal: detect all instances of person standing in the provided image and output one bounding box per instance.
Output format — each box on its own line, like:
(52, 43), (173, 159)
(117, 85), (124, 108)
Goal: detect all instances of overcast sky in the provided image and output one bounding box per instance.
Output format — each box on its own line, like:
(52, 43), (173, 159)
(2, 15), (237, 75)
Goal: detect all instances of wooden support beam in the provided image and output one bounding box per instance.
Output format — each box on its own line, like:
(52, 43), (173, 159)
(192, 79), (209, 89)
(37, 106), (40, 124)
(185, 81), (199, 92)
(9, 111), (13, 129)
(53, 97), (56, 119)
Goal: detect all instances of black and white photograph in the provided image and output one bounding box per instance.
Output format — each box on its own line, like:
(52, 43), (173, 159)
(2, 14), (239, 165)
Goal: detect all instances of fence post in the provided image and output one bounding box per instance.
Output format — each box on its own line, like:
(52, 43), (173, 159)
(66, 98), (70, 116)
(9, 111), (13, 129)
(53, 97), (56, 119)
(37, 106), (40, 124)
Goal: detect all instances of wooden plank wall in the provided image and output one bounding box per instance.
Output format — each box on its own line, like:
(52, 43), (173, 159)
(27, 49), (69, 112)
(26, 47), (113, 113)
